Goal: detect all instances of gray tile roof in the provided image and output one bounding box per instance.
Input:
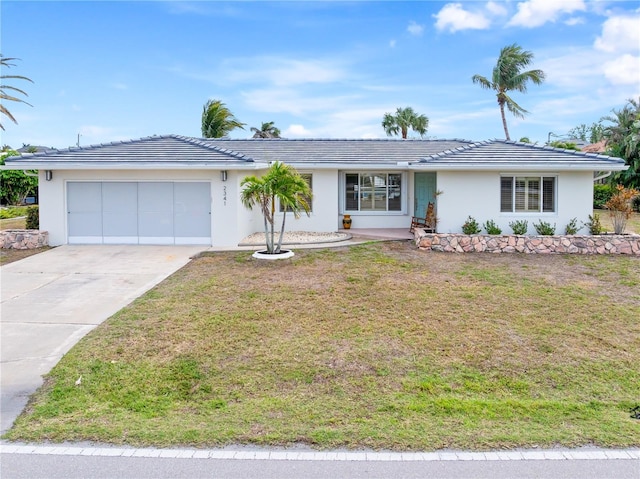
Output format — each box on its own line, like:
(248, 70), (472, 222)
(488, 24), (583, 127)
(4, 135), (257, 169)
(419, 140), (627, 171)
(203, 138), (473, 166)
(3, 135), (627, 172)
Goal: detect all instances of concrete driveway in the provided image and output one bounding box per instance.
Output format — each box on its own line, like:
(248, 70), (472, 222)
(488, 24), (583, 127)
(0, 245), (205, 434)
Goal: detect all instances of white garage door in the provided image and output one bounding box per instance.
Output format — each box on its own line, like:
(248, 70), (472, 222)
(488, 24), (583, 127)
(67, 182), (211, 245)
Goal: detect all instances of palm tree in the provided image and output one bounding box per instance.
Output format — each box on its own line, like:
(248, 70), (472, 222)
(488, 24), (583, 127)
(603, 97), (640, 188)
(251, 121), (281, 139)
(472, 43), (545, 141)
(382, 107), (428, 139)
(240, 161), (312, 254)
(1, 55), (33, 131)
(201, 99), (245, 138)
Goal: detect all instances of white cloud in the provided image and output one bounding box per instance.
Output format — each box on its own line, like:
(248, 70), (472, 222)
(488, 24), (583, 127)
(564, 17), (584, 26)
(433, 3), (491, 32)
(603, 54), (640, 85)
(594, 13), (640, 54)
(485, 1), (508, 17)
(241, 88), (356, 116)
(508, 0), (586, 28)
(222, 57), (346, 87)
(284, 124), (312, 137)
(389, 39), (397, 48)
(407, 20), (424, 36)
(111, 83), (128, 90)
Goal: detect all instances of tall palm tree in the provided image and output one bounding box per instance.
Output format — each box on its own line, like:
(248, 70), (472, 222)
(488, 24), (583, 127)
(472, 43), (545, 141)
(1, 55), (33, 131)
(201, 99), (245, 138)
(382, 107), (428, 139)
(240, 161), (312, 254)
(251, 121), (281, 138)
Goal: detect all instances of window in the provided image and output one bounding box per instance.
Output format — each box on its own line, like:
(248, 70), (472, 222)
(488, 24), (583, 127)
(344, 173), (402, 212)
(279, 173), (312, 212)
(501, 176), (555, 213)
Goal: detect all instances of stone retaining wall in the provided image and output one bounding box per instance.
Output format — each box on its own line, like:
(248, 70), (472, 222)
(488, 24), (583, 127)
(0, 230), (49, 249)
(415, 231), (640, 255)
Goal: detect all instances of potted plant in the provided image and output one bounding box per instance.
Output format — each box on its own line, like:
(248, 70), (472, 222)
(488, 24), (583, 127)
(240, 161), (312, 259)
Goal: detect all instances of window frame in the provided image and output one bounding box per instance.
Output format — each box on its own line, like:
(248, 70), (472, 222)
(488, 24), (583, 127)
(342, 172), (406, 214)
(500, 175), (557, 213)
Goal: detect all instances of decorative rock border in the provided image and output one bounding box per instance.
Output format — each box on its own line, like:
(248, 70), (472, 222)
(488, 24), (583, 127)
(0, 229), (49, 249)
(415, 230), (640, 255)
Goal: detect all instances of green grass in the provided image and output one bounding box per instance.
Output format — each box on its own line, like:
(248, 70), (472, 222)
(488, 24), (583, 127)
(5, 242), (640, 450)
(0, 206), (29, 220)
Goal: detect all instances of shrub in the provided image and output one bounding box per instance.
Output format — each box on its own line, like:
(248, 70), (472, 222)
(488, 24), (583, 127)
(583, 213), (604, 235)
(632, 195), (640, 213)
(564, 217), (579, 235)
(0, 206), (29, 219)
(604, 185), (640, 234)
(483, 219), (502, 235)
(509, 219), (528, 235)
(533, 220), (556, 235)
(461, 216), (481, 234)
(25, 205), (39, 230)
(593, 184), (615, 209)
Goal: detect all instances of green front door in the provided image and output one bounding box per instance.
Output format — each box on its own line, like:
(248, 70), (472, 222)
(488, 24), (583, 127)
(414, 172), (437, 218)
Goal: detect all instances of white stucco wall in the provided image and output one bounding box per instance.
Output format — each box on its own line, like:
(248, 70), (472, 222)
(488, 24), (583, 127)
(38, 169), (241, 246)
(436, 170), (594, 235)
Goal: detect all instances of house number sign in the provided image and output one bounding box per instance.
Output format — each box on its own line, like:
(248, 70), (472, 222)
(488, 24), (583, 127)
(223, 185), (227, 206)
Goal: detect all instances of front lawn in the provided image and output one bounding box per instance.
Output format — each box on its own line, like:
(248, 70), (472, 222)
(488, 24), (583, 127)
(6, 242), (640, 450)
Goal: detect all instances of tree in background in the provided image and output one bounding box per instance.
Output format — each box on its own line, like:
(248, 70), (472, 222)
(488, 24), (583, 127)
(472, 43), (545, 141)
(549, 141), (580, 151)
(568, 122), (605, 144)
(201, 100), (245, 138)
(251, 121), (281, 139)
(602, 98), (640, 188)
(382, 107), (428, 139)
(0, 148), (38, 205)
(0, 55), (33, 130)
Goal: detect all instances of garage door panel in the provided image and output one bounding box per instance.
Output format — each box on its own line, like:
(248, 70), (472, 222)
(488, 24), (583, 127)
(138, 182), (174, 239)
(68, 182), (102, 242)
(174, 182), (211, 239)
(103, 183), (138, 242)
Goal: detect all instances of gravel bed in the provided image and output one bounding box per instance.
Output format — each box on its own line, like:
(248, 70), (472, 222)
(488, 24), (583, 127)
(238, 231), (351, 246)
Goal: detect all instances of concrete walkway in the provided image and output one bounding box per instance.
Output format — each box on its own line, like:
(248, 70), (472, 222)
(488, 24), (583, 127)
(0, 245), (204, 433)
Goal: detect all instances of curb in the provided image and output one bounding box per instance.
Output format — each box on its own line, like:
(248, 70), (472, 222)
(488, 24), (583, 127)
(1, 444), (638, 462)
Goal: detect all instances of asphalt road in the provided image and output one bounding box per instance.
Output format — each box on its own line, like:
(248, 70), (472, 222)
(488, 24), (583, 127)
(1, 451), (638, 479)
(1, 444), (638, 479)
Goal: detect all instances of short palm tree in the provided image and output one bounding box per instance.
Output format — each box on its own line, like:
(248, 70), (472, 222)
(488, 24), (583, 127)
(382, 107), (428, 139)
(201, 99), (245, 138)
(1, 55), (33, 131)
(251, 121), (281, 138)
(240, 161), (312, 254)
(472, 43), (545, 141)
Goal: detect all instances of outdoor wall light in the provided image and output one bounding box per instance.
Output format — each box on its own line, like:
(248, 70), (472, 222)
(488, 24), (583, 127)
(220, 170), (228, 182)
(45, 170), (53, 181)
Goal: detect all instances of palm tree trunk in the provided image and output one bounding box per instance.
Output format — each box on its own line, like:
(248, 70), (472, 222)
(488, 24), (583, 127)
(276, 212), (287, 253)
(500, 103), (511, 141)
(262, 210), (271, 253)
(268, 196), (276, 253)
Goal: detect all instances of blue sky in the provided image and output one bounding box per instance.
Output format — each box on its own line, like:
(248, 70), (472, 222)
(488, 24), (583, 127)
(1, 0), (639, 149)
